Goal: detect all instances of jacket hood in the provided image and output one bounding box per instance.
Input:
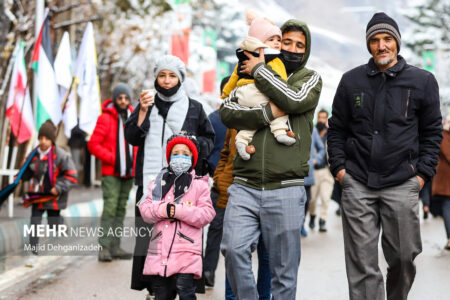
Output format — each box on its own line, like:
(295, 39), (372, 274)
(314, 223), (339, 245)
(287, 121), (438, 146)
(280, 19), (312, 69)
(102, 99), (133, 116)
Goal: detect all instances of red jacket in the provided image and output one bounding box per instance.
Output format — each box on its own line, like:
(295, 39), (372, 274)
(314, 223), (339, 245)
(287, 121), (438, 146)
(88, 99), (137, 177)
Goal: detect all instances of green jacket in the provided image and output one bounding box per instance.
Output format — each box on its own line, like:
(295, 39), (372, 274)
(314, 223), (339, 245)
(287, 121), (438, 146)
(219, 20), (322, 190)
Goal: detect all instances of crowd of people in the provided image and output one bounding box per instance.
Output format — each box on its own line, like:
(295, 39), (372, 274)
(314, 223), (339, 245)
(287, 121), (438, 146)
(12, 10), (449, 300)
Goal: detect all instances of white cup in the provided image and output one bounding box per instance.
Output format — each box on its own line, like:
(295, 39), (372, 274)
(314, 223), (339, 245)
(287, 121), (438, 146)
(142, 88), (156, 103)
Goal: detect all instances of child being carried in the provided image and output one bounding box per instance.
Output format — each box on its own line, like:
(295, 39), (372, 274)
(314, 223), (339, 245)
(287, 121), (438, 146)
(222, 12), (295, 160)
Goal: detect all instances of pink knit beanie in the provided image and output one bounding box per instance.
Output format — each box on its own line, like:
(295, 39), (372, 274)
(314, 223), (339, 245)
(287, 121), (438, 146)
(247, 15), (281, 43)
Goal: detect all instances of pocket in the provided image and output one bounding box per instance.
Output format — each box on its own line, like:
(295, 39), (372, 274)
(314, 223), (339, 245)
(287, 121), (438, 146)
(351, 91), (365, 118)
(148, 231), (162, 255)
(177, 231), (194, 243)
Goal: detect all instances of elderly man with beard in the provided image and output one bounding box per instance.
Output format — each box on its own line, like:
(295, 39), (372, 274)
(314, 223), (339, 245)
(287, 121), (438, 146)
(327, 12), (442, 300)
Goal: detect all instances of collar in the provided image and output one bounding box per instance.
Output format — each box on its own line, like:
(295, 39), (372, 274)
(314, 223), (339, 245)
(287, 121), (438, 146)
(366, 55), (406, 77)
(38, 147), (51, 159)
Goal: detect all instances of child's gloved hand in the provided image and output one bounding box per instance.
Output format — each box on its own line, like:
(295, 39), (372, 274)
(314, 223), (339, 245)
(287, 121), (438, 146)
(166, 202), (175, 218)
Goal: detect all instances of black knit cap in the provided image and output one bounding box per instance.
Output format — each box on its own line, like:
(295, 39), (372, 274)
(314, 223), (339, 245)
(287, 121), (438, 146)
(38, 119), (57, 143)
(366, 12), (401, 53)
(112, 82), (131, 101)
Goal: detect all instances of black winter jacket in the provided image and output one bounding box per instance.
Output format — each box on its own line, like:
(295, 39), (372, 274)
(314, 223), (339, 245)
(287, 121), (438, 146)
(328, 56), (442, 189)
(125, 98), (215, 186)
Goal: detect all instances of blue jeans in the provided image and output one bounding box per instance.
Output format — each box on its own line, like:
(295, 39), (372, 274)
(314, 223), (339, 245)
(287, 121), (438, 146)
(225, 235), (271, 300)
(221, 184), (305, 300)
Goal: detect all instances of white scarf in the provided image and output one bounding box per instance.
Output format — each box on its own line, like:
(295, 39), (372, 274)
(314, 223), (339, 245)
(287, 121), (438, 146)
(118, 109), (133, 177)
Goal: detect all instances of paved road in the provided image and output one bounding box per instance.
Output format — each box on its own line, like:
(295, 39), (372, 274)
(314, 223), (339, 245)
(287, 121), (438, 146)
(4, 202), (450, 300)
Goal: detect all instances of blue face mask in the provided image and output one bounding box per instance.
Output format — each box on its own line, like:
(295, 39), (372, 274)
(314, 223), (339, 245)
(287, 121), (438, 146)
(170, 155), (192, 175)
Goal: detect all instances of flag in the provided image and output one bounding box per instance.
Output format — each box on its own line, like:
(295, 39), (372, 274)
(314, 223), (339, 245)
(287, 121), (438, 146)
(6, 41), (35, 143)
(171, 32), (190, 65)
(31, 12), (61, 130)
(74, 22), (101, 135)
(54, 31), (77, 138)
(171, 2), (192, 65)
(203, 29), (217, 50)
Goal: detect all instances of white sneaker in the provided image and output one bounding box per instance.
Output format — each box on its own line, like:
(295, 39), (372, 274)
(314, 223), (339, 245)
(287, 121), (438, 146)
(25, 256), (37, 268)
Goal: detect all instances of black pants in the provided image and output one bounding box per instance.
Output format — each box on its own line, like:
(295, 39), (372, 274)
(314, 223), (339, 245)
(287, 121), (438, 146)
(30, 204), (62, 254)
(150, 274), (196, 300)
(203, 191), (224, 274)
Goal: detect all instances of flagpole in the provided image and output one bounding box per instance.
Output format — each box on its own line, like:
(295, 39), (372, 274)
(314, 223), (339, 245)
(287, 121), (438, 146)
(55, 77), (75, 137)
(33, 0), (45, 135)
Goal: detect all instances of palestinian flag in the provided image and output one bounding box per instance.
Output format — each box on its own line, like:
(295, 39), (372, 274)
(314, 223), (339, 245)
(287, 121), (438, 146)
(31, 11), (61, 130)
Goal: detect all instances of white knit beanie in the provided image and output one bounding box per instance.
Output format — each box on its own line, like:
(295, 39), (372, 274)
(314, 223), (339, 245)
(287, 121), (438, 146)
(153, 55), (186, 83)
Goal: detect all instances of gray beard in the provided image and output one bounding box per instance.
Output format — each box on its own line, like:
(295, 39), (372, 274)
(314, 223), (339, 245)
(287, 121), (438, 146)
(375, 57), (395, 66)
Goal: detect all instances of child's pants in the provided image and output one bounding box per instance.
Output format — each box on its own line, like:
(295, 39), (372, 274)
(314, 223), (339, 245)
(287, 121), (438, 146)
(30, 204), (62, 254)
(235, 83), (289, 145)
(150, 274), (196, 300)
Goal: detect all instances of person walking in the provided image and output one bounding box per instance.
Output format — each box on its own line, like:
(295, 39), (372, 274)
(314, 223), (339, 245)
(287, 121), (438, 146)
(302, 127), (325, 237)
(220, 19), (322, 300)
(88, 83), (137, 262)
(138, 133), (216, 299)
(22, 120), (77, 265)
(327, 12), (443, 300)
(309, 109), (334, 232)
(431, 115), (450, 250)
(125, 55), (214, 294)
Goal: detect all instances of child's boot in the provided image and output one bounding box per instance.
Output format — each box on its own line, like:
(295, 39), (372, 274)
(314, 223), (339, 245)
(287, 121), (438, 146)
(276, 133), (296, 145)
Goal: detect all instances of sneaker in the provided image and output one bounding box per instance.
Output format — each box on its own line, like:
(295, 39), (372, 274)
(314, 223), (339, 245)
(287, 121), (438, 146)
(319, 219), (327, 232)
(110, 247), (132, 260)
(309, 215), (316, 229)
(300, 226), (308, 237)
(25, 256), (37, 268)
(98, 248), (113, 262)
(203, 270), (215, 287)
(146, 292), (155, 300)
(445, 241), (450, 251)
(335, 208), (341, 216)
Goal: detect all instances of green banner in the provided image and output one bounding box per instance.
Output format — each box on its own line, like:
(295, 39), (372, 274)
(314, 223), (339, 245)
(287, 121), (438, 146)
(203, 29), (217, 50)
(217, 61), (231, 88)
(422, 51), (435, 72)
(173, 0), (190, 5)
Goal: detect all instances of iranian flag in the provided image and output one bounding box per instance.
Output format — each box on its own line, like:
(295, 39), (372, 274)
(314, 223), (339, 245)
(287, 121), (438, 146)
(31, 12), (61, 130)
(6, 41), (35, 143)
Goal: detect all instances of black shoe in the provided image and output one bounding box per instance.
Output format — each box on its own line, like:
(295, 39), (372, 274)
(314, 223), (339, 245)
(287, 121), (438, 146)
(110, 247), (132, 260)
(98, 248), (113, 262)
(309, 215), (316, 229)
(203, 270), (215, 287)
(335, 208), (341, 216)
(319, 219), (327, 232)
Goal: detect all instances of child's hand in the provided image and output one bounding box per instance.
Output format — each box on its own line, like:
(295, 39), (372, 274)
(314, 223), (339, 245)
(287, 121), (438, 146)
(50, 187), (59, 196)
(166, 202), (176, 218)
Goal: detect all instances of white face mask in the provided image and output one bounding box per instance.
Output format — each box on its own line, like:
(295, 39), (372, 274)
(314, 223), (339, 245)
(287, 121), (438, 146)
(169, 155), (192, 175)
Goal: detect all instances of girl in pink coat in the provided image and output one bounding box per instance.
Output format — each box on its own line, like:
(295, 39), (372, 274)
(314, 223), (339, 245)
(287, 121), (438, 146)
(138, 133), (215, 300)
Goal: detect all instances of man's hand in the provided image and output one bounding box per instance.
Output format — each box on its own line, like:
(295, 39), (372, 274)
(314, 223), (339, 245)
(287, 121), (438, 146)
(336, 169), (346, 185)
(240, 48), (265, 75)
(50, 187), (59, 196)
(269, 102), (286, 118)
(416, 176), (425, 190)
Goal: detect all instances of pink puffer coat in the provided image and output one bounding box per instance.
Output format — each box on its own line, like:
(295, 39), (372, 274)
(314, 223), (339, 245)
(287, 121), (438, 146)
(139, 175), (215, 279)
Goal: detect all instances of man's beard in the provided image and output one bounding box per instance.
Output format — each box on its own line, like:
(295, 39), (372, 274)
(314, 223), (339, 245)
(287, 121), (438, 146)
(375, 57), (395, 66)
